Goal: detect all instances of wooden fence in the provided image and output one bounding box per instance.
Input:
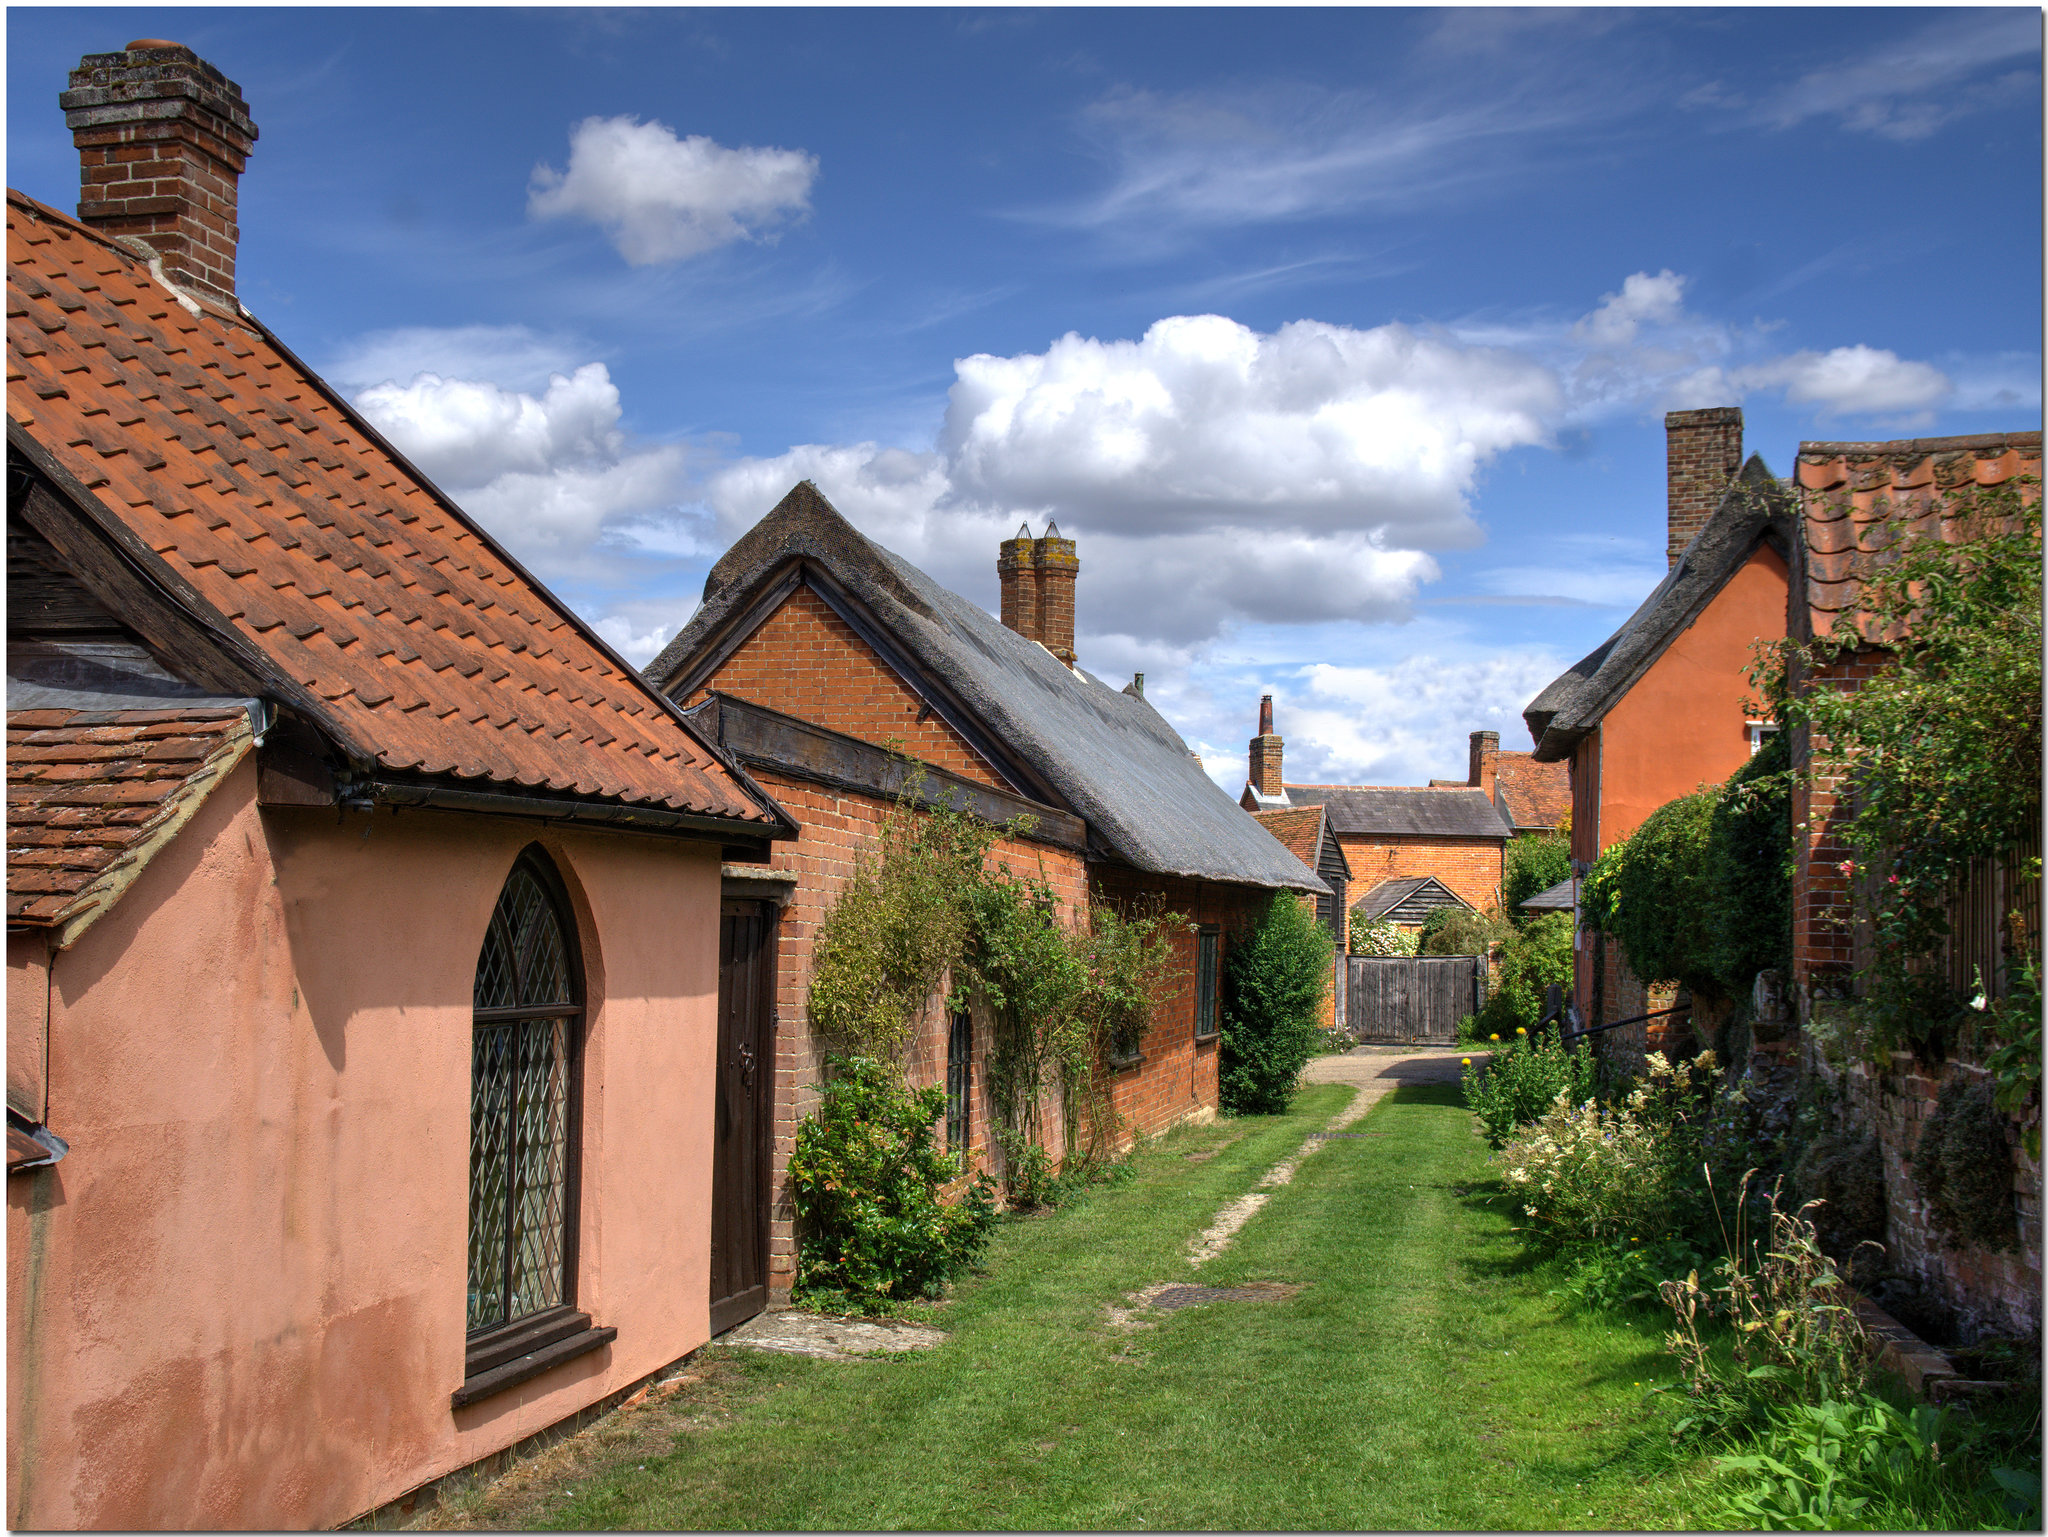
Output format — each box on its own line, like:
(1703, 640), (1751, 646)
(1346, 955), (1485, 1045)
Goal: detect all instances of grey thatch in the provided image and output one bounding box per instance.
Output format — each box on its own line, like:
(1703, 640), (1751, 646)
(645, 482), (1327, 895)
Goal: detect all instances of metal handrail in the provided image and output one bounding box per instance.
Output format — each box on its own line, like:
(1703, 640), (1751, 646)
(1557, 1004), (1689, 1046)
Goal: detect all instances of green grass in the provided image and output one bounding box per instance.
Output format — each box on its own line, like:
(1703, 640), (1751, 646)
(513, 1083), (1722, 1530)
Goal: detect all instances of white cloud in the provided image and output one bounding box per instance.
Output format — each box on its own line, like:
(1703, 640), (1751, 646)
(1741, 346), (1954, 418)
(352, 362), (689, 565)
(1755, 11), (2040, 142)
(1574, 269), (1687, 348)
(941, 313), (1561, 544)
(323, 325), (584, 396)
(529, 116), (818, 265)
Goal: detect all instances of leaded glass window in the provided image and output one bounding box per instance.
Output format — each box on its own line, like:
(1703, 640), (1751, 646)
(1194, 927), (1220, 1040)
(468, 852), (581, 1335)
(946, 1010), (972, 1156)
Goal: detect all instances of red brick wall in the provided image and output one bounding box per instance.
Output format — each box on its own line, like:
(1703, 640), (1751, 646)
(1665, 406), (1743, 566)
(1336, 833), (1504, 912)
(1790, 647), (1888, 1001)
(693, 585), (1005, 789)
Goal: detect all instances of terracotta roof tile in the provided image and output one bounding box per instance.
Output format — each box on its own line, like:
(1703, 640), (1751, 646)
(8, 191), (775, 827)
(1251, 804), (1327, 870)
(1793, 432), (2041, 644)
(8, 704), (255, 941)
(1493, 751), (1569, 832)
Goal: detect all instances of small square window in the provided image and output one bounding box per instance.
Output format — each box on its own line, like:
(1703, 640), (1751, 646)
(1747, 720), (1779, 756)
(1193, 927), (1220, 1041)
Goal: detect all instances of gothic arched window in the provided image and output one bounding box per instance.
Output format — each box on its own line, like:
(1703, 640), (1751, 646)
(468, 849), (582, 1336)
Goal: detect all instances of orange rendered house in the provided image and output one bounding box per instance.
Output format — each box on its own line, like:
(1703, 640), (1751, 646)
(1523, 408), (1792, 1033)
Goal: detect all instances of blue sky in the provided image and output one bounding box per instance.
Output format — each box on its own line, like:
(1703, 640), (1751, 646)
(9, 7), (2041, 790)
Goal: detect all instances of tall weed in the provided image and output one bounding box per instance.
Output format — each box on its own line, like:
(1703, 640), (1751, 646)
(1462, 1027), (1596, 1148)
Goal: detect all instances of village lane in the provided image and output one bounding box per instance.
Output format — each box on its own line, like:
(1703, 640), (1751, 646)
(405, 1061), (1707, 1533)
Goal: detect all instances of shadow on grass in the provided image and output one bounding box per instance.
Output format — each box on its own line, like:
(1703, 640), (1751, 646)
(1384, 1082), (1466, 1107)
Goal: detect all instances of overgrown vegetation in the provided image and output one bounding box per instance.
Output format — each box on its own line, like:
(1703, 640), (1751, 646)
(1760, 483), (2040, 1075)
(1468, 911), (1574, 1041)
(1418, 903), (1509, 957)
(1348, 911), (1417, 955)
(802, 769), (1179, 1241)
(1502, 831), (1572, 927)
(1912, 1075), (2020, 1252)
(1218, 891), (1332, 1115)
(788, 1056), (998, 1308)
(1461, 1025), (1595, 1149)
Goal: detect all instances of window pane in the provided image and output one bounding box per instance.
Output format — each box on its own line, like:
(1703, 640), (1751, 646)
(1196, 930), (1219, 1038)
(509, 1017), (568, 1317)
(946, 1011), (971, 1154)
(467, 1022), (515, 1330)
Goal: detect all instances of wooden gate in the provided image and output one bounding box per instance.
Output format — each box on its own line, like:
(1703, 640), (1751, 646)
(1347, 955), (1484, 1045)
(711, 900), (773, 1335)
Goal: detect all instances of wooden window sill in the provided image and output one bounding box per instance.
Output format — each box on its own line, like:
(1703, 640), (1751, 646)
(454, 1308), (616, 1409)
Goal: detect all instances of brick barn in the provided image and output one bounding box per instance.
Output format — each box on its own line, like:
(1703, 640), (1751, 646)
(1238, 696), (1511, 918)
(644, 486), (1327, 1312)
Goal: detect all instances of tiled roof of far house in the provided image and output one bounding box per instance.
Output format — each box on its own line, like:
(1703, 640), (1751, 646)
(1792, 432), (2041, 646)
(646, 482), (1328, 895)
(1523, 453), (1793, 763)
(1493, 751), (1570, 831)
(7, 190), (783, 831)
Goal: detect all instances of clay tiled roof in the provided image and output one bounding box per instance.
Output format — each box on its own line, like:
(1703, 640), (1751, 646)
(1794, 432), (2041, 646)
(6, 191), (777, 828)
(8, 702), (254, 942)
(1493, 751), (1569, 832)
(1251, 804), (1327, 870)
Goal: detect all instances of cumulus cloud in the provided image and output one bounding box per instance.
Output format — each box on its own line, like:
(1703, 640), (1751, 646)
(941, 313), (1561, 543)
(1737, 346), (1953, 418)
(324, 324), (583, 396)
(1573, 269), (1687, 348)
(352, 362), (689, 565)
(529, 116), (818, 265)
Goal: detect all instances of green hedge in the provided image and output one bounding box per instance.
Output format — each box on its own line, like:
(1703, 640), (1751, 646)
(1220, 893), (1333, 1115)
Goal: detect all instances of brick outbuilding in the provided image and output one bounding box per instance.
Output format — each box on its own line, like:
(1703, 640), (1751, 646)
(645, 487), (1327, 1309)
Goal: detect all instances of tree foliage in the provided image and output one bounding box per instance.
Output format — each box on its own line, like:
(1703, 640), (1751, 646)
(1220, 892), (1333, 1115)
(1503, 832), (1572, 928)
(1420, 903), (1512, 957)
(1761, 483), (2041, 1057)
(1704, 728), (1793, 992)
(1582, 789), (1725, 1000)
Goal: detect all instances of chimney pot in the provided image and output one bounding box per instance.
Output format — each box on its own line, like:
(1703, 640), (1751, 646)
(1468, 729), (1500, 796)
(1248, 695), (1284, 799)
(62, 40), (258, 305)
(1030, 525), (1079, 668)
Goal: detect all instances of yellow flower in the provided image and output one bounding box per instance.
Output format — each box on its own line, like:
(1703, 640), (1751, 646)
(1516, 1026), (1527, 1036)
(1489, 1034), (1500, 1041)
(1461, 1057), (1472, 1066)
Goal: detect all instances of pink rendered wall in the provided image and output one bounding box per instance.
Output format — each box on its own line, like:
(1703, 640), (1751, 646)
(1595, 542), (1788, 851)
(6, 933), (50, 1120)
(6, 755), (725, 1530)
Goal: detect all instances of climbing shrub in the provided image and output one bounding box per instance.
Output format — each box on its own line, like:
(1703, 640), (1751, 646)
(1789, 1130), (1888, 1265)
(1219, 892), (1333, 1115)
(1349, 912), (1417, 956)
(1704, 729), (1793, 992)
(1581, 788), (1723, 1000)
(788, 1056), (997, 1310)
(1420, 904), (1511, 957)
(1912, 1076), (2019, 1252)
(1760, 484), (2041, 1066)
(1503, 832), (1572, 928)
(1470, 912), (1574, 1039)
(807, 778), (1001, 1065)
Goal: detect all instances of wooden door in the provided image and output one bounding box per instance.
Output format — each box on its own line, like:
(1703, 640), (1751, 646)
(711, 900), (773, 1334)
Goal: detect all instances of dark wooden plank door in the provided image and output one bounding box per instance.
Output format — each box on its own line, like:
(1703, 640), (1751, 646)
(711, 900), (773, 1335)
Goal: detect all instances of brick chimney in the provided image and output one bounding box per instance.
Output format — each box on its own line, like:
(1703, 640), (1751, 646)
(61, 41), (258, 305)
(1248, 695), (1284, 798)
(1468, 730), (1498, 796)
(996, 521), (1080, 668)
(1664, 407), (1742, 567)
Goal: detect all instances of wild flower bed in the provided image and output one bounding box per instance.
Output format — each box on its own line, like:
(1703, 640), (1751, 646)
(1462, 1045), (2042, 1529)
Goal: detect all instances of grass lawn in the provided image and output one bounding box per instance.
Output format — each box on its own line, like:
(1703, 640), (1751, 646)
(427, 1080), (1722, 1531)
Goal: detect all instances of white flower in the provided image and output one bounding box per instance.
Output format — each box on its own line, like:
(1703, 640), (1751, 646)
(1970, 992), (1988, 1011)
